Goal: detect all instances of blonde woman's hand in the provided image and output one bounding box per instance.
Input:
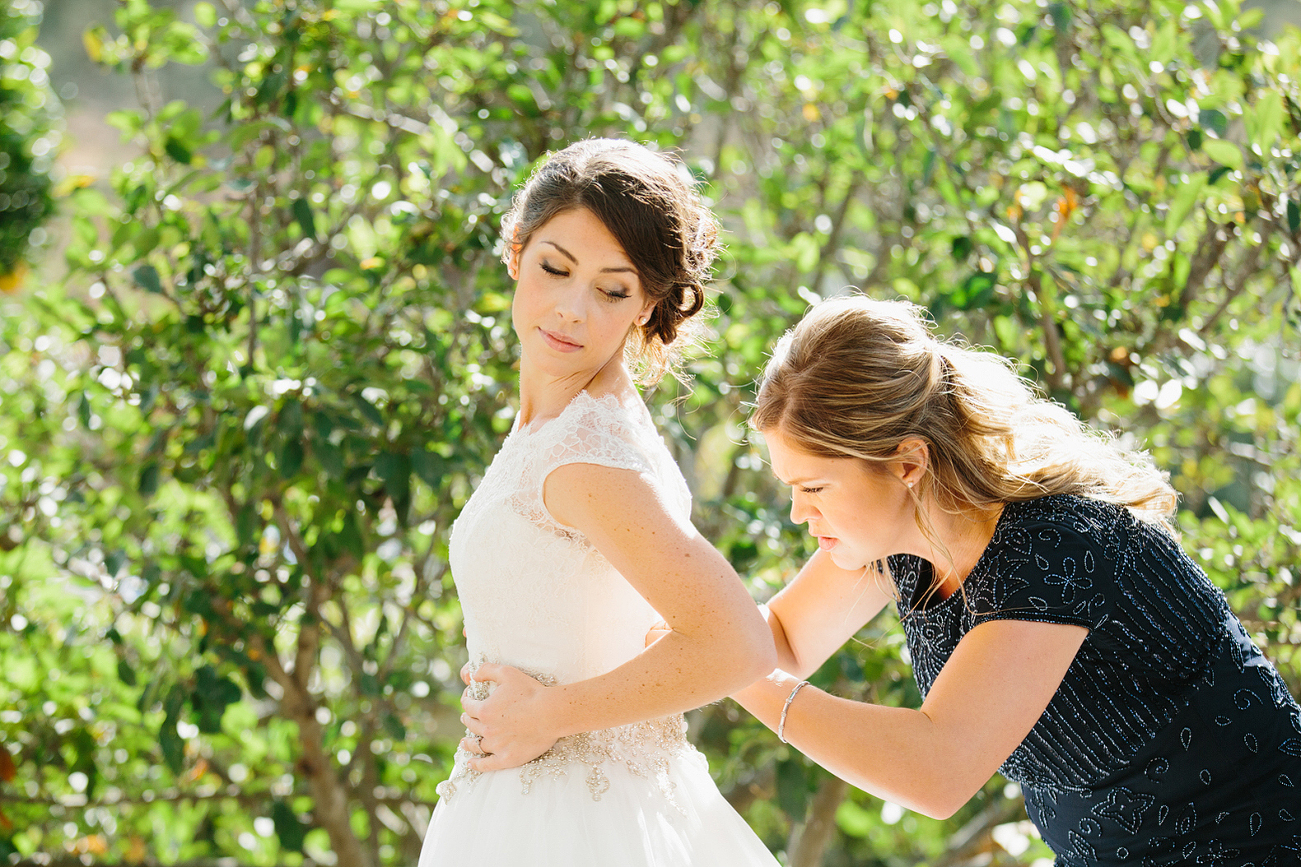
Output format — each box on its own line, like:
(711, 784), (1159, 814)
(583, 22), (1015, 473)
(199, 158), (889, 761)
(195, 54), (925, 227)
(458, 663), (559, 772)
(645, 619), (671, 648)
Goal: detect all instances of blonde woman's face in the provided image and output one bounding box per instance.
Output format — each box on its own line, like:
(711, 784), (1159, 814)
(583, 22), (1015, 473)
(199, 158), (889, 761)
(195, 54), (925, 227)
(510, 208), (653, 381)
(764, 428), (913, 571)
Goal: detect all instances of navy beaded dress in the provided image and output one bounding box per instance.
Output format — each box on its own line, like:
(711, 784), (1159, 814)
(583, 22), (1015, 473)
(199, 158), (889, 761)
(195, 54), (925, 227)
(889, 494), (1301, 866)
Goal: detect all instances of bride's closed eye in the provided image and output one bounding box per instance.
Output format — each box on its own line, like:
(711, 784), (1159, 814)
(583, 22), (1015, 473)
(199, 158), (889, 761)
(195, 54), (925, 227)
(538, 257), (632, 301)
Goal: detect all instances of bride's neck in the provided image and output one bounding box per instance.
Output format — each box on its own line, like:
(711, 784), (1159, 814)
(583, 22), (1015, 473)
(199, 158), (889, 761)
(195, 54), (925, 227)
(517, 357), (632, 428)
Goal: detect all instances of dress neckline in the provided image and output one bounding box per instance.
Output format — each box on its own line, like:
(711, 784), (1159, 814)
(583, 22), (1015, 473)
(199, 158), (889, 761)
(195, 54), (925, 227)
(513, 389), (629, 438)
(906, 501), (1015, 613)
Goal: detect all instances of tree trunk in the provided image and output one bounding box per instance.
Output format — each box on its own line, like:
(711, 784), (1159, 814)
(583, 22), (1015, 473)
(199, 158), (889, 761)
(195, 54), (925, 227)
(789, 773), (850, 867)
(288, 687), (376, 867)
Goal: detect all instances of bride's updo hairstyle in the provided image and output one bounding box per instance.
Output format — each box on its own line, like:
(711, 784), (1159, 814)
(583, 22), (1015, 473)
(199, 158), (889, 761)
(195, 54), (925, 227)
(752, 295), (1178, 532)
(500, 138), (720, 384)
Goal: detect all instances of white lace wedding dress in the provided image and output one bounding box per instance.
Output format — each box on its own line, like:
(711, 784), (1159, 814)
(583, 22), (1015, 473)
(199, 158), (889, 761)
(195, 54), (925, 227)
(418, 390), (780, 866)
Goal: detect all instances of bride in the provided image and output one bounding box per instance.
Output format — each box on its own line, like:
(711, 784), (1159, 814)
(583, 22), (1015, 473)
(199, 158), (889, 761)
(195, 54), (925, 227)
(418, 139), (781, 865)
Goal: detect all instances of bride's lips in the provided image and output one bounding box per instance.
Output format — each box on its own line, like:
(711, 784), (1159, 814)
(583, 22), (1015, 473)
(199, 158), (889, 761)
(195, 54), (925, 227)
(817, 535), (837, 551)
(540, 328), (583, 352)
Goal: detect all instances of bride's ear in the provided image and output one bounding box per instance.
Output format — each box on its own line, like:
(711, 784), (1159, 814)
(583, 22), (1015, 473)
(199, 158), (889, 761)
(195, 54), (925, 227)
(507, 231), (522, 281)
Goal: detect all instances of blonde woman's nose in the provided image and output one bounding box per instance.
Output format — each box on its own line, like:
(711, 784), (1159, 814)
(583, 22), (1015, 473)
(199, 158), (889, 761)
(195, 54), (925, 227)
(789, 495), (816, 525)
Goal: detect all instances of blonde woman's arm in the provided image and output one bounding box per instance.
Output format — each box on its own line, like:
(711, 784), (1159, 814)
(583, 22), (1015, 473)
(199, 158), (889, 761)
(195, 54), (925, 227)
(750, 549), (895, 679)
(733, 616), (1087, 819)
(460, 461), (777, 771)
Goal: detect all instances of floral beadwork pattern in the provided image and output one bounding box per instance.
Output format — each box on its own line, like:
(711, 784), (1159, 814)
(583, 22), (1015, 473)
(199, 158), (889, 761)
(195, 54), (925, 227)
(891, 494), (1301, 865)
(435, 661), (696, 812)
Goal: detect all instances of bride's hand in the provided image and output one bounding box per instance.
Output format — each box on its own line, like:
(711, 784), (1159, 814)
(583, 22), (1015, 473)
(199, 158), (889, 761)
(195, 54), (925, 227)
(458, 663), (559, 772)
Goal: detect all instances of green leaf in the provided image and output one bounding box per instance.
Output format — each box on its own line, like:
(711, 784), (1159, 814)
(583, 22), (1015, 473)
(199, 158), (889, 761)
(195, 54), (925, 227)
(1164, 172), (1207, 235)
(132, 264), (163, 294)
(1248, 90), (1284, 154)
(164, 136), (193, 165)
(194, 666), (242, 733)
(352, 393), (385, 427)
(138, 461), (160, 496)
(228, 117), (291, 152)
(382, 711), (407, 741)
(316, 439), (346, 479)
(159, 685), (186, 774)
(613, 17), (646, 39)
(194, 2), (217, 28)
(775, 757), (809, 820)
(116, 658), (137, 686)
(279, 438), (304, 476)
(949, 271), (997, 311)
(337, 512), (364, 559)
(1199, 108), (1228, 138)
(411, 449), (446, 487)
(293, 198), (317, 242)
(1239, 7), (1266, 30)
(951, 235), (973, 261)
(106, 109), (144, 137)
(272, 800), (307, 852)
(1201, 138), (1242, 169)
(236, 501), (258, 549)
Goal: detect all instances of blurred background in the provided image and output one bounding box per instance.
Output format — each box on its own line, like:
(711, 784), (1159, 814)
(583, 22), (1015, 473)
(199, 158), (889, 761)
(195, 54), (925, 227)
(2, 0), (1300, 864)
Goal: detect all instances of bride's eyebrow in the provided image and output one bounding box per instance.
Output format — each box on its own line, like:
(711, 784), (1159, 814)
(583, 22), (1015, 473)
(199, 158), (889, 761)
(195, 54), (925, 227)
(541, 241), (637, 275)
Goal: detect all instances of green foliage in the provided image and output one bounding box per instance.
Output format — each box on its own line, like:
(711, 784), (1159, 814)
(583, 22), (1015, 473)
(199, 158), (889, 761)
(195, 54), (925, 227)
(1, 0), (1298, 864)
(0, 0), (59, 283)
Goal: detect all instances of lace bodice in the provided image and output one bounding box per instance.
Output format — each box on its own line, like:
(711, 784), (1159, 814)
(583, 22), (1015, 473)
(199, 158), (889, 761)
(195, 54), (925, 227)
(449, 390), (691, 685)
(438, 390), (698, 804)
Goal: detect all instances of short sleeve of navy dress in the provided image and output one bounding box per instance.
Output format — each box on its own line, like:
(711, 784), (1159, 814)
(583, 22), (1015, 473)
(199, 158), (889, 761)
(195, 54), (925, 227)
(888, 494), (1301, 867)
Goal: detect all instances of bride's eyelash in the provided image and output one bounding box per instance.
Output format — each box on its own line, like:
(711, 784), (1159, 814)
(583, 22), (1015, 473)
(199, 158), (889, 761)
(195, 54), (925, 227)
(539, 259), (631, 301)
(799, 486), (824, 495)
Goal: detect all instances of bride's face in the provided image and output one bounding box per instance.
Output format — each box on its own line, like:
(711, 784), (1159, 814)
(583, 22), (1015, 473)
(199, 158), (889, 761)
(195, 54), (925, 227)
(510, 207), (654, 380)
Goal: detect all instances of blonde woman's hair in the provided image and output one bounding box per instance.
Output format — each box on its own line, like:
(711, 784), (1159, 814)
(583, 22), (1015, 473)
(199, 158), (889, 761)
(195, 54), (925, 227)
(752, 295), (1178, 531)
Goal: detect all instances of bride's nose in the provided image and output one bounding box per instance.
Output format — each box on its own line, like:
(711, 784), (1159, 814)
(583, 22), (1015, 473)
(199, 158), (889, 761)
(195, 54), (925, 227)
(554, 287), (586, 323)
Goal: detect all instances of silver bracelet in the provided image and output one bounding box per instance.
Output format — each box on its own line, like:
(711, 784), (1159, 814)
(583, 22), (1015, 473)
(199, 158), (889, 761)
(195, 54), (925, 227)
(777, 680), (809, 744)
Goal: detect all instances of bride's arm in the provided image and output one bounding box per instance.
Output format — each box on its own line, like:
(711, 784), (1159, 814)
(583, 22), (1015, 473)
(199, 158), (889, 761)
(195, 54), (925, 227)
(459, 461), (776, 771)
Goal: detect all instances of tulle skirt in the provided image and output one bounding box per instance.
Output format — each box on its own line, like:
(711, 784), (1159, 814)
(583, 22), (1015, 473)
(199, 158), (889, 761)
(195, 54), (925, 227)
(418, 744), (781, 866)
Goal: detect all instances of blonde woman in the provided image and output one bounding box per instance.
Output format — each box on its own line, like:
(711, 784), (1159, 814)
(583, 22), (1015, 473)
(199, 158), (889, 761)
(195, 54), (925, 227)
(734, 295), (1300, 866)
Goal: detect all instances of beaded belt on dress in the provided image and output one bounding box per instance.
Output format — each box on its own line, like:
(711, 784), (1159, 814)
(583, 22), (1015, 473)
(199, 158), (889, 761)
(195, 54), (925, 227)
(435, 659), (694, 809)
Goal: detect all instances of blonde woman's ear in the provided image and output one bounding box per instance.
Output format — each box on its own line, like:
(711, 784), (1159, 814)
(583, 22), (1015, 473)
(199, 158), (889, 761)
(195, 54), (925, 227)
(894, 438), (929, 488)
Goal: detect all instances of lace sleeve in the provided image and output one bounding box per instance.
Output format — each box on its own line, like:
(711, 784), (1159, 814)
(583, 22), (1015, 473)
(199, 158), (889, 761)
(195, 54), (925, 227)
(516, 392), (662, 538)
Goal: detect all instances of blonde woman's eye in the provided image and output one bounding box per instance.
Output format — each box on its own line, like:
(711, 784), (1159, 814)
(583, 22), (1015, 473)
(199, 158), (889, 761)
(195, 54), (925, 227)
(540, 262), (566, 276)
(601, 288), (632, 301)
(799, 486), (824, 495)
